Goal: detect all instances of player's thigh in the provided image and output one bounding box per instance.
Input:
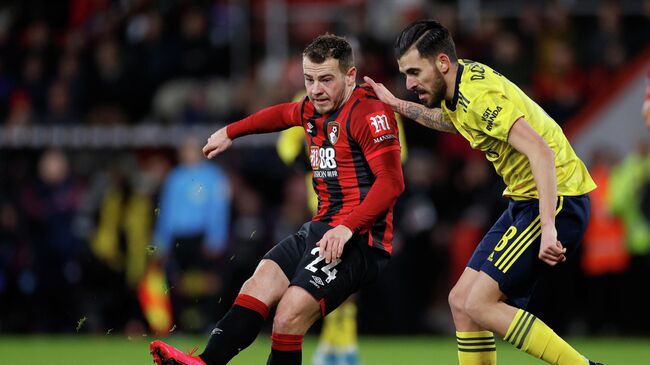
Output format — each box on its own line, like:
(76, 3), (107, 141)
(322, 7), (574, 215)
(240, 259), (290, 306)
(273, 286), (322, 334)
(466, 208), (513, 272)
(292, 222), (389, 316)
(242, 222), (310, 306)
(478, 200), (542, 307)
(263, 222), (310, 278)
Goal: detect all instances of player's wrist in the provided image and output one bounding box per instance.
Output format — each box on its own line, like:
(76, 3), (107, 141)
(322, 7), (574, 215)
(540, 220), (555, 228)
(339, 221), (357, 234)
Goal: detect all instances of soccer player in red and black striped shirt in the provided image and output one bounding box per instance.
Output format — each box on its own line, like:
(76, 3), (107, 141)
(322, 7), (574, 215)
(150, 34), (404, 365)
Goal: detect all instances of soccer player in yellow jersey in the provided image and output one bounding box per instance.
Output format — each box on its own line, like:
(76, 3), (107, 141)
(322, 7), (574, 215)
(365, 20), (604, 365)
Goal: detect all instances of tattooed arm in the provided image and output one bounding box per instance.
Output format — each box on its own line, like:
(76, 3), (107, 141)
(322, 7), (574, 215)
(394, 99), (457, 134)
(364, 76), (457, 134)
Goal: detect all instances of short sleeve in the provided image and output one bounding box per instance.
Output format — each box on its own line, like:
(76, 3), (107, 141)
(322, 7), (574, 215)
(350, 101), (401, 161)
(468, 91), (525, 142)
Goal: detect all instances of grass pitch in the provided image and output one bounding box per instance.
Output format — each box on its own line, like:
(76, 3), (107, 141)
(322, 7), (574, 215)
(0, 335), (648, 364)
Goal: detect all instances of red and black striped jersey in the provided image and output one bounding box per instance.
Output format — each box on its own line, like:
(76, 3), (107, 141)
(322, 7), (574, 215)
(227, 84), (403, 254)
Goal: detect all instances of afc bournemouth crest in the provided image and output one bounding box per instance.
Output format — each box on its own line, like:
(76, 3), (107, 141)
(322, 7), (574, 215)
(327, 121), (340, 145)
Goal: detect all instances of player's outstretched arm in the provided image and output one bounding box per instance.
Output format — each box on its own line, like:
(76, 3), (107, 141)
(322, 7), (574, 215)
(203, 102), (303, 159)
(508, 118), (565, 266)
(203, 127), (232, 159)
(363, 76), (457, 134)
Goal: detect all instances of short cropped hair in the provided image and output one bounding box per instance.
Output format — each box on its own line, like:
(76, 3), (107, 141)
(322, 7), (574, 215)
(394, 20), (458, 62)
(303, 34), (354, 73)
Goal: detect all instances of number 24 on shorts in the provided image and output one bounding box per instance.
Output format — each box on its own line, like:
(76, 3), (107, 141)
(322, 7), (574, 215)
(305, 247), (341, 283)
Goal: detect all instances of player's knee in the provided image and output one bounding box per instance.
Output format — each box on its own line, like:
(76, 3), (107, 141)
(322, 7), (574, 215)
(240, 275), (261, 293)
(240, 262), (288, 304)
(463, 292), (486, 323)
(272, 309), (303, 334)
(448, 286), (467, 315)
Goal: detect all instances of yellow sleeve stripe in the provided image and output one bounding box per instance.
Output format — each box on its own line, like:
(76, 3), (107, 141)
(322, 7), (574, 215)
(496, 196), (565, 273)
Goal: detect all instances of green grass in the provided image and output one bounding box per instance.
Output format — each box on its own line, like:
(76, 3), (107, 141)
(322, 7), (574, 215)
(0, 335), (648, 364)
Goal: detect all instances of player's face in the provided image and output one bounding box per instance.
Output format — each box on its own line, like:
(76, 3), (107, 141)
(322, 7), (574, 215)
(398, 48), (446, 108)
(303, 57), (356, 114)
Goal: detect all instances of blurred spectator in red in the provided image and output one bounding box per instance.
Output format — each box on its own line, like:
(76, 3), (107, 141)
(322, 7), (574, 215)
(490, 31), (533, 93)
(20, 55), (48, 115)
(0, 199), (36, 331)
(87, 38), (131, 121)
(44, 81), (78, 125)
(6, 89), (35, 126)
(581, 150), (629, 334)
(19, 149), (85, 331)
(533, 38), (586, 123)
(174, 7), (215, 78)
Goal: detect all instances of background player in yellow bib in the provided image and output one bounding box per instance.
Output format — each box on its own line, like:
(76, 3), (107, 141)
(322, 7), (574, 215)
(365, 20), (603, 365)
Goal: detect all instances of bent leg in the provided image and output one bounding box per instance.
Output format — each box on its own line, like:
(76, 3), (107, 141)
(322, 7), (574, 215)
(449, 267), (486, 331)
(201, 259), (289, 365)
(268, 286), (323, 365)
(240, 259), (291, 306)
(465, 272), (587, 365)
(449, 268), (497, 365)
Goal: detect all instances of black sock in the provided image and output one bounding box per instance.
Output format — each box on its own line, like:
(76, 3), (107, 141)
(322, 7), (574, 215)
(200, 294), (268, 365)
(266, 333), (303, 365)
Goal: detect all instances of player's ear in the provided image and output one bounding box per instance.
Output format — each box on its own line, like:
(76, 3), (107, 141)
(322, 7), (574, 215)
(437, 55), (450, 73)
(346, 66), (357, 85)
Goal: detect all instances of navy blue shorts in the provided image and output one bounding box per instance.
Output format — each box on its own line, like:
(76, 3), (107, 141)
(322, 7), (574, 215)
(263, 221), (389, 316)
(467, 195), (590, 308)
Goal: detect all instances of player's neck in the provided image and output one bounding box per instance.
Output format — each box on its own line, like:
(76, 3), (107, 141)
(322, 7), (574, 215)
(334, 85), (355, 112)
(445, 63), (459, 101)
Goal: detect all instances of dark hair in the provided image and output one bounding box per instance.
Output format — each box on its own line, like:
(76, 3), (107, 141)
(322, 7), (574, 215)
(303, 34), (354, 73)
(394, 20), (457, 62)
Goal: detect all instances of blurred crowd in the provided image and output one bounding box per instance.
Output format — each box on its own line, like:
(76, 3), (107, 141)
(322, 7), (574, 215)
(1, 0), (650, 336)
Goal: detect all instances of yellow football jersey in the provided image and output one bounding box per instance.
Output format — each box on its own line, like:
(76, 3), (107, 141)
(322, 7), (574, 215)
(441, 60), (596, 199)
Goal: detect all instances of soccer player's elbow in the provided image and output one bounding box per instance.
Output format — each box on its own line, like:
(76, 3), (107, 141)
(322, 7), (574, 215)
(397, 177), (405, 195)
(529, 138), (553, 162)
(391, 175), (405, 199)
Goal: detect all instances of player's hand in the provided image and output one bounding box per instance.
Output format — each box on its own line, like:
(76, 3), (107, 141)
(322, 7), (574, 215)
(538, 224), (566, 266)
(316, 225), (353, 264)
(203, 127), (232, 159)
(363, 76), (399, 110)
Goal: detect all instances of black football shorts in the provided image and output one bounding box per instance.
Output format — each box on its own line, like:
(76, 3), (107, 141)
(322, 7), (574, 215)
(263, 221), (389, 316)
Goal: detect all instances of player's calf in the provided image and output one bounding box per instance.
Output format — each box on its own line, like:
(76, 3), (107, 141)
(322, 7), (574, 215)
(267, 286), (322, 365)
(199, 294), (269, 365)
